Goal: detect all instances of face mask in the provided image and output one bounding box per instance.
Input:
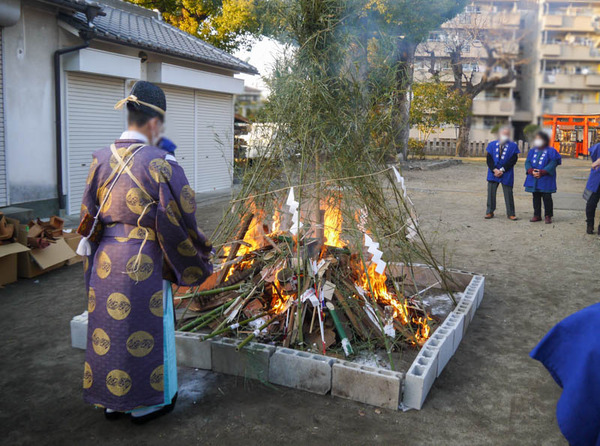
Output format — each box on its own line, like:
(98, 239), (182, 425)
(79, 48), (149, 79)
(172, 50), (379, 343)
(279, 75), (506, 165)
(533, 138), (544, 148)
(499, 135), (509, 143)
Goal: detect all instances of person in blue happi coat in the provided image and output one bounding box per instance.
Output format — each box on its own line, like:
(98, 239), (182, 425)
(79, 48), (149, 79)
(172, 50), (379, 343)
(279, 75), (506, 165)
(524, 131), (561, 224)
(484, 126), (520, 220)
(530, 303), (600, 446)
(583, 142), (600, 234)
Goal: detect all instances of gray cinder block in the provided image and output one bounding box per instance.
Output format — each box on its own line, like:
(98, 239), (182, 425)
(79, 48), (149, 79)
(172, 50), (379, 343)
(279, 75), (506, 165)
(269, 347), (335, 395)
(70, 311), (88, 350)
(403, 348), (439, 410)
(332, 361), (403, 410)
(175, 331), (213, 370)
(444, 312), (465, 353)
(211, 337), (275, 381)
(429, 326), (454, 376)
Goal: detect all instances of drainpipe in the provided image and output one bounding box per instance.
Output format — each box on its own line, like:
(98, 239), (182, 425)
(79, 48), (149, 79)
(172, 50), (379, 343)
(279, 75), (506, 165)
(54, 31), (93, 212)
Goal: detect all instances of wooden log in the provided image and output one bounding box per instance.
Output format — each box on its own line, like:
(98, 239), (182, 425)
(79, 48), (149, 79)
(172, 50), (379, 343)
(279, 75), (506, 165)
(334, 290), (368, 339)
(215, 213), (254, 286)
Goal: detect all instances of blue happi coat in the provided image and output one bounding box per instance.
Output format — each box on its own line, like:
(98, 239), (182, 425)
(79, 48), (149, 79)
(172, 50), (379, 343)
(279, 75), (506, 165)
(585, 143), (600, 196)
(530, 303), (600, 446)
(524, 147), (562, 193)
(486, 140), (520, 187)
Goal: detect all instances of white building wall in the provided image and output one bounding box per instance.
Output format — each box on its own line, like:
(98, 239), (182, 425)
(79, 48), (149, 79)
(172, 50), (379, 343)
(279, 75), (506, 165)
(3, 5), (58, 204)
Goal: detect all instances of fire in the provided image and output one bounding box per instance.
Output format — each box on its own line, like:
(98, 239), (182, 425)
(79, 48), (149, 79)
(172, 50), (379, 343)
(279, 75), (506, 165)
(358, 262), (431, 345)
(271, 209), (282, 234)
(270, 266), (290, 315)
(323, 205), (344, 248)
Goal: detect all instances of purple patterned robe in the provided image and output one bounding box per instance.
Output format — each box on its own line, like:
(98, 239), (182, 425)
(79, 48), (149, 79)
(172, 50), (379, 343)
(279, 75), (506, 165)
(80, 139), (212, 411)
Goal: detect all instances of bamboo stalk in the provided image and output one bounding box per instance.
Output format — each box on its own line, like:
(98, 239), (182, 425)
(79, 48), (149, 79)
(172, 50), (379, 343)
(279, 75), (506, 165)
(179, 298), (238, 332)
(177, 283), (243, 300)
(202, 312), (268, 341)
(236, 314), (280, 351)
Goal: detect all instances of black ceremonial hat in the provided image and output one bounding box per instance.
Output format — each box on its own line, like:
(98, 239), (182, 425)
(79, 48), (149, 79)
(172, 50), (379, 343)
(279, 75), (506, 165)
(117, 81), (167, 117)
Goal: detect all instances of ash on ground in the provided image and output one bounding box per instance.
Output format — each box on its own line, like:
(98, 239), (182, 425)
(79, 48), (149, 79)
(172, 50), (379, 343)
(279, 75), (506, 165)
(421, 291), (458, 320)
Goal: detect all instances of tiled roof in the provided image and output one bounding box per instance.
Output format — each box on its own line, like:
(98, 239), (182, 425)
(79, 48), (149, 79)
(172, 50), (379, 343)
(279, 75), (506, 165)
(59, 0), (258, 74)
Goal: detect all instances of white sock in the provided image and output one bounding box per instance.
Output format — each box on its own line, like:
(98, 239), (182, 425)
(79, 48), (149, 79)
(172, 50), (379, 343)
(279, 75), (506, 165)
(130, 405), (162, 418)
(105, 408), (117, 414)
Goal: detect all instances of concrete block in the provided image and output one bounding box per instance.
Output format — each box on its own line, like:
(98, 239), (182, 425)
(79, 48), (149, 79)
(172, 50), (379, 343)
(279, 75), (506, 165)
(70, 311), (88, 350)
(332, 361), (403, 410)
(211, 337), (275, 381)
(175, 331), (212, 370)
(472, 276), (485, 307)
(444, 312), (465, 352)
(269, 347), (335, 395)
(403, 348), (439, 410)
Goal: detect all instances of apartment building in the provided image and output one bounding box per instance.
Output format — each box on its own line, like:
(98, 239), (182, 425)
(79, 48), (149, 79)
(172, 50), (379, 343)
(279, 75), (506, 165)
(413, 0), (600, 147)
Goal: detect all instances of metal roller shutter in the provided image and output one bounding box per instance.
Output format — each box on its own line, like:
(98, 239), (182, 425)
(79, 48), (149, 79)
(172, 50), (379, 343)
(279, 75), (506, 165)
(66, 72), (125, 214)
(0, 28), (7, 207)
(195, 91), (234, 192)
(161, 86), (196, 189)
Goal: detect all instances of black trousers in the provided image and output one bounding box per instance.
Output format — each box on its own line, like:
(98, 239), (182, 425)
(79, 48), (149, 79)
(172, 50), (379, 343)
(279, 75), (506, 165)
(585, 188), (600, 226)
(533, 192), (553, 217)
(487, 181), (516, 216)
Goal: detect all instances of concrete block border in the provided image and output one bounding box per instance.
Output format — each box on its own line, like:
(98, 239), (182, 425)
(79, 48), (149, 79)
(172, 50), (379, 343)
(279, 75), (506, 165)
(70, 265), (484, 411)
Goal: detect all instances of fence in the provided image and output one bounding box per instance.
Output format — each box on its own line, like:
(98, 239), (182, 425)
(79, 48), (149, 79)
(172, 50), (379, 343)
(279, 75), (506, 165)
(422, 139), (531, 157)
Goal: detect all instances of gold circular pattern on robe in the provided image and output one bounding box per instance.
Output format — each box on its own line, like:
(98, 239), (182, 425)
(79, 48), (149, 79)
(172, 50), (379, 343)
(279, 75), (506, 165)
(106, 292), (131, 320)
(83, 256), (89, 273)
(86, 157), (98, 185)
(106, 369), (132, 397)
(126, 187), (154, 215)
(98, 187), (113, 213)
(126, 254), (154, 282)
(165, 200), (181, 226)
(180, 185), (196, 214)
(81, 203), (89, 216)
(149, 290), (163, 317)
(177, 238), (197, 257)
(126, 331), (154, 357)
(83, 361), (93, 389)
(182, 266), (204, 285)
(187, 228), (198, 240)
(149, 158), (173, 183)
(115, 237), (129, 243)
(91, 328), (111, 356)
(109, 146), (135, 171)
(96, 251), (112, 279)
(128, 227), (156, 241)
(150, 365), (164, 392)
(88, 287), (96, 313)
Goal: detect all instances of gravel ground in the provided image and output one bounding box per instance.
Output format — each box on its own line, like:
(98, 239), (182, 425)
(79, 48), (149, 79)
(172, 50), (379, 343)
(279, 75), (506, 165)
(1, 157), (597, 445)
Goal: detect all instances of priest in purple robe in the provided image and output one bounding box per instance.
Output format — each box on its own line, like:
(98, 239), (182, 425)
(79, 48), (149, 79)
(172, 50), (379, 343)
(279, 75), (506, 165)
(79, 81), (212, 423)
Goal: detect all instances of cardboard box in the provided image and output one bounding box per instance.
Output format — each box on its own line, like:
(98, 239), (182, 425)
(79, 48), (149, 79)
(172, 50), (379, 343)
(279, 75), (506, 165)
(17, 226), (76, 278)
(0, 242), (30, 286)
(62, 231), (83, 265)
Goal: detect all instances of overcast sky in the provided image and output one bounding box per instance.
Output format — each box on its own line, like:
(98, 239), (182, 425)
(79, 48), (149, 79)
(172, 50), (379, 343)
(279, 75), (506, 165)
(233, 37), (286, 95)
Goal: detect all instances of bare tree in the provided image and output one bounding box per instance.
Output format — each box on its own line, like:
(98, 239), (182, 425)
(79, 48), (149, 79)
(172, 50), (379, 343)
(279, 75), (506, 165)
(418, 9), (530, 156)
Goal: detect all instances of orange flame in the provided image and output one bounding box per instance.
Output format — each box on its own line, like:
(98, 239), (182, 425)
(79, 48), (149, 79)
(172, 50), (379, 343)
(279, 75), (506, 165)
(357, 262), (431, 345)
(323, 205), (345, 248)
(271, 209), (282, 234)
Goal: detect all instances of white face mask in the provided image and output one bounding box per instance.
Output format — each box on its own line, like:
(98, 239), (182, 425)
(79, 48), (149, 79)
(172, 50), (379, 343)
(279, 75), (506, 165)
(499, 134), (509, 143)
(533, 138), (544, 148)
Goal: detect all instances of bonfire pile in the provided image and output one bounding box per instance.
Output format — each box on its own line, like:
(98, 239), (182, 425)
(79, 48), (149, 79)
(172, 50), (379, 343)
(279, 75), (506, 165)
(176, 194), (436, 356)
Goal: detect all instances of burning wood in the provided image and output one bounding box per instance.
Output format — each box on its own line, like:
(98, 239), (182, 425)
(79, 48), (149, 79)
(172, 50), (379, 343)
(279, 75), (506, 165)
(176, 195), (438, 358)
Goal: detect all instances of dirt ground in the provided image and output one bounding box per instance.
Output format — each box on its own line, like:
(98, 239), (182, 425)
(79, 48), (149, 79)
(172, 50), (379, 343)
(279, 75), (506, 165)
(1, 158), (598, 445)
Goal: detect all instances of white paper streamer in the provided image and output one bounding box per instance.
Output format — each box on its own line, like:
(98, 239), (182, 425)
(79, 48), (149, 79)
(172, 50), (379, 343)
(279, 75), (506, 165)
(286, 187), (302, 235)
(301, 289), (320, 307)
(229, 323), (240, 330)
(364, 233), (386, 275)
(253, 329), (261, 337)
(384, 323), (396, 338)
(341, 338), (352, 357)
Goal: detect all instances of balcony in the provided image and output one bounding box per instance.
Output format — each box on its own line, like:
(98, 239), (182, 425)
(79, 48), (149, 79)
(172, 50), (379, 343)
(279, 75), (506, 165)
(472, 99), (515, 116)
(442, 11), (521, 29)
(540, 44), (600, 60)
(542, 15), (595, 31)
(541, 101), (600, 115)
(539, 72), (600, 89)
